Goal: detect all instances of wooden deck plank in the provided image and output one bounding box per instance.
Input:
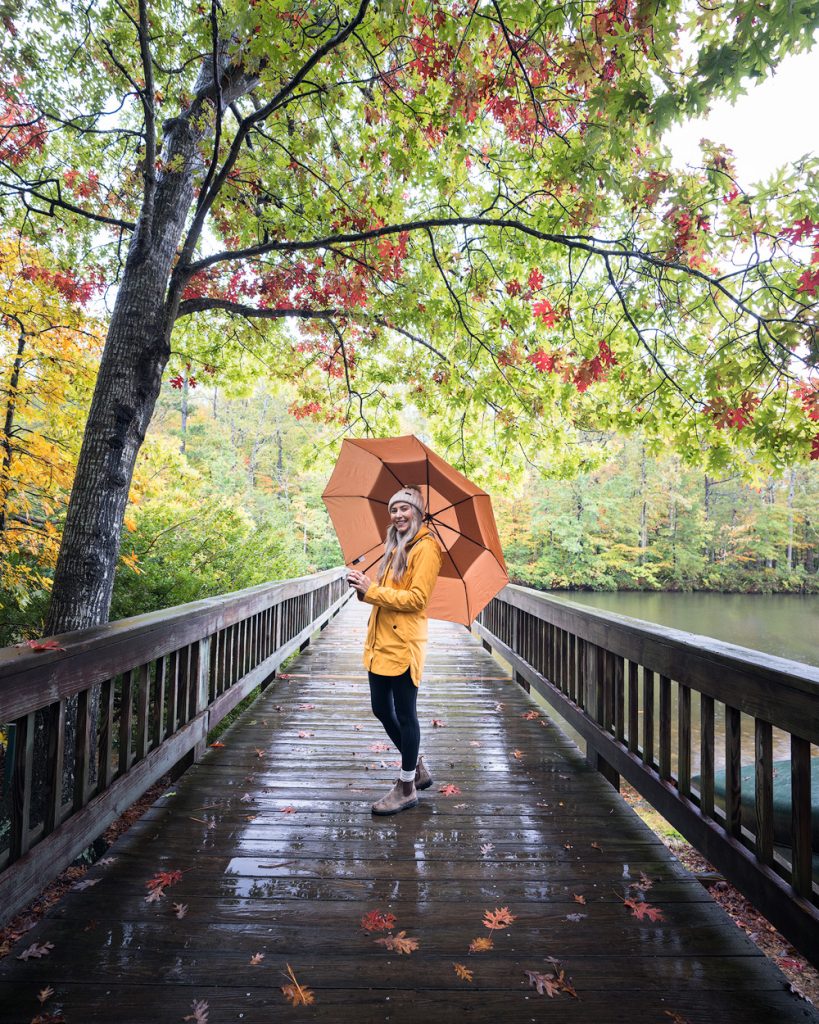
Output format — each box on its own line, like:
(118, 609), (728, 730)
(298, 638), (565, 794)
(1, 601), (815, 1024)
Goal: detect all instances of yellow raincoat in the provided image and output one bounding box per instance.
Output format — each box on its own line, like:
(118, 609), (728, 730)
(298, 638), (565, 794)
(362, 526), (443, 686)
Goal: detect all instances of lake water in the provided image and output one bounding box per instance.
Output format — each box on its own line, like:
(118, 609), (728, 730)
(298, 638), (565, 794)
(544, 591), (819, 668)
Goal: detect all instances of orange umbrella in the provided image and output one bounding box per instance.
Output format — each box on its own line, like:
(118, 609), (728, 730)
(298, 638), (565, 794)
(322, 435), (508, 625)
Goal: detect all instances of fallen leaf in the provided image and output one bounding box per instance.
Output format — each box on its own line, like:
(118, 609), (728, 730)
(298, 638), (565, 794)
(624, 899), (665, 922)
(483, 907), (516, 930)
(573, 893), (586, 905)
(146, 869), (183, 892)
(97, 856), (117, 866)
(439, 784), (461, 796)
(360, 910), (397, 933)
(591, 841), (603, 852)
(453, 962), (474, 982)
(25, 639), (65, 652)
(369, 742), (390, 752)
(480, 842), (494, 855)
(280, 806), (296, 814)
(664, 1012), (692, 1024)
(375, 931), (419, 954)
(182, 998), (209, 1023)
(280, 963), (316, 1006)
(254, 748), (266, 757)
(431, 719), (446, 727)
(37, 986), (54, 1004)
(31, 1013), (66, 1024)
(525, 969), (560, 998)
(240, 793), (253, 803)
(469, 741), (481, 747)
(249, 952), (265, 965)
(144, 887), (165, 904)
(522, 710), (540, 720)
(512, 749), (524, 760)
(469, 936), (494, 952)
(296, 703), (315, 710)
(352, 724), (363, 731)
(297, 731), (314, 739)
(173, 903), (188, 919)
(209, 741), (225, 749)
(71, 878), (100, 891)
(17, 942), (54, 961)
(565, 913), (587, 922)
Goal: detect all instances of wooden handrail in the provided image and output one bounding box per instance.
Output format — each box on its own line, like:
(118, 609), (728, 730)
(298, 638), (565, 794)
(474, 584), (819, 969)
(0, 568), (351, 925)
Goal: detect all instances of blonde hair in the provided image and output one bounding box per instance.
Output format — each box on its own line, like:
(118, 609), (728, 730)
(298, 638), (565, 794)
(378, 487), (424, 583)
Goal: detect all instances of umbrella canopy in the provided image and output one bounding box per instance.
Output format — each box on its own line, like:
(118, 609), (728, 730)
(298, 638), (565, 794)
(321, 435), (508, 625)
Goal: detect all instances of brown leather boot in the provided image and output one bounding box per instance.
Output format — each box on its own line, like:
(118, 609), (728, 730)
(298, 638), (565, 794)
(415, 756), (433, 791)
(372, 780), (418, 815)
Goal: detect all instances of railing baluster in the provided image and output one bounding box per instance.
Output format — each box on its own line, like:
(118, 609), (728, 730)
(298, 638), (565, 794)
(119, 669), (134, 775)
(10, 711), (34, 860)
(136, 663), (150, 762)
(614, 654), (625, 743)
(73, 688), (92, 810)
(700, 694), (715, 818)
(790, 735), (812, 898)
(678, 684), (691, 797)
(725, 705), (742, 838)
(643, 668), (655, 768)
(754, 719), (773, 865)
(99, 679), (115, 789)
(659, 674), (672, 780)
(44, 702), (66, 835)
(627, 662), (639, 755)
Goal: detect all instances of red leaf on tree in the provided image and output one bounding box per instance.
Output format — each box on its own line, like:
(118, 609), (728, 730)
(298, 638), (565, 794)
(532, 299), (557, 326)
(505, 279), (522, 296)
(527, 267), (544, 291)
(527, 349), (556, 373)
(811, 434), (819, 461)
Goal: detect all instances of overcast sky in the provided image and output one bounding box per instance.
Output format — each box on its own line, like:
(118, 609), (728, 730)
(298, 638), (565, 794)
(664, 48), (819, 184)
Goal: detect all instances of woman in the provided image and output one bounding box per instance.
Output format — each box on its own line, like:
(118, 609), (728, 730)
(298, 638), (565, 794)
(347, 486), (443, 815)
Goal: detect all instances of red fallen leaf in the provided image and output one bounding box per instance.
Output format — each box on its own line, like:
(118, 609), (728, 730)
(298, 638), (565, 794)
(522, 710), (540, 720)
(278, 673), (292, 679)
(25, 639), (65, 652)
(431, 718), (446, 727)
(360, 909), (397, 932)
(146, 869), (183, 892)
(439, 784), (461, 796)
(280, 806), (296, 814)
(624, 899), (665, 922)
(483, 906), (516, 930)
(777, 957), (805, 972)
(369, 742), (390, 752)
(209, 741), (225, 748)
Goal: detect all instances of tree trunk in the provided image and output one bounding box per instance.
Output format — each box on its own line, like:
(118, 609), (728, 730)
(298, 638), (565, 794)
(0, 328), (25, 532)
(46, 116), (202, 634)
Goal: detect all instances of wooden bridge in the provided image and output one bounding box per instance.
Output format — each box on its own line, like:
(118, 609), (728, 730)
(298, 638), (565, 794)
(1, 570), (817, 1022)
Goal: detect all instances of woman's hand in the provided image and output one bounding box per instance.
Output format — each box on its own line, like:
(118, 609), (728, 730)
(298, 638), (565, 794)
(347, 570), (372, 596)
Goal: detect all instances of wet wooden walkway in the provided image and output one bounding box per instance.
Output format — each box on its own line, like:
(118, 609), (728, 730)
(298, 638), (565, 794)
(1, 600), (815, 1023)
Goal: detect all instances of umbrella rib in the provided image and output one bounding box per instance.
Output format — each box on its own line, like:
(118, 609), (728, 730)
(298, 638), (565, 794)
(426, 519), (472, 623)
(427, 492), (486, 519)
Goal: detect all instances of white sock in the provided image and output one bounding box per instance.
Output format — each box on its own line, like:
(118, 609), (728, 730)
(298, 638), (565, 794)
(399, 768), (416, 783)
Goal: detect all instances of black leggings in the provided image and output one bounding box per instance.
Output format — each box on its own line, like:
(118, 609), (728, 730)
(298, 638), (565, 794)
(368, 668), (420, 773)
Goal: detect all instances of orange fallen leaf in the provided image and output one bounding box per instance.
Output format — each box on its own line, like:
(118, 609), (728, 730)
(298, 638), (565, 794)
(209, 741), (225, 749)
(453, 962), (473, 982)
(591, 841), (603, 852)
(624, 899), (665, 922)
(375, 931), (419, 954)
(483, 906), (516, 930)
(439, 784), (461, 796)
(360, 910), (397, 932)
(525, 969), (560, 998)
(469, 936), (494, 952)
(280, 963), (315, 1006)
(512, 749), (524, 760)
(573, 893), (586, 905)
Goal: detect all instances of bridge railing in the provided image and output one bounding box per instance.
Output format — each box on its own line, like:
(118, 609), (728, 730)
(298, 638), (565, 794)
(475, 585), (819, 967)
(0, 568), (350, 925)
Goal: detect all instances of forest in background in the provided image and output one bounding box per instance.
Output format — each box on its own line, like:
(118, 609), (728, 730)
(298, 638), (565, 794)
(2, 280), (817, 652)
